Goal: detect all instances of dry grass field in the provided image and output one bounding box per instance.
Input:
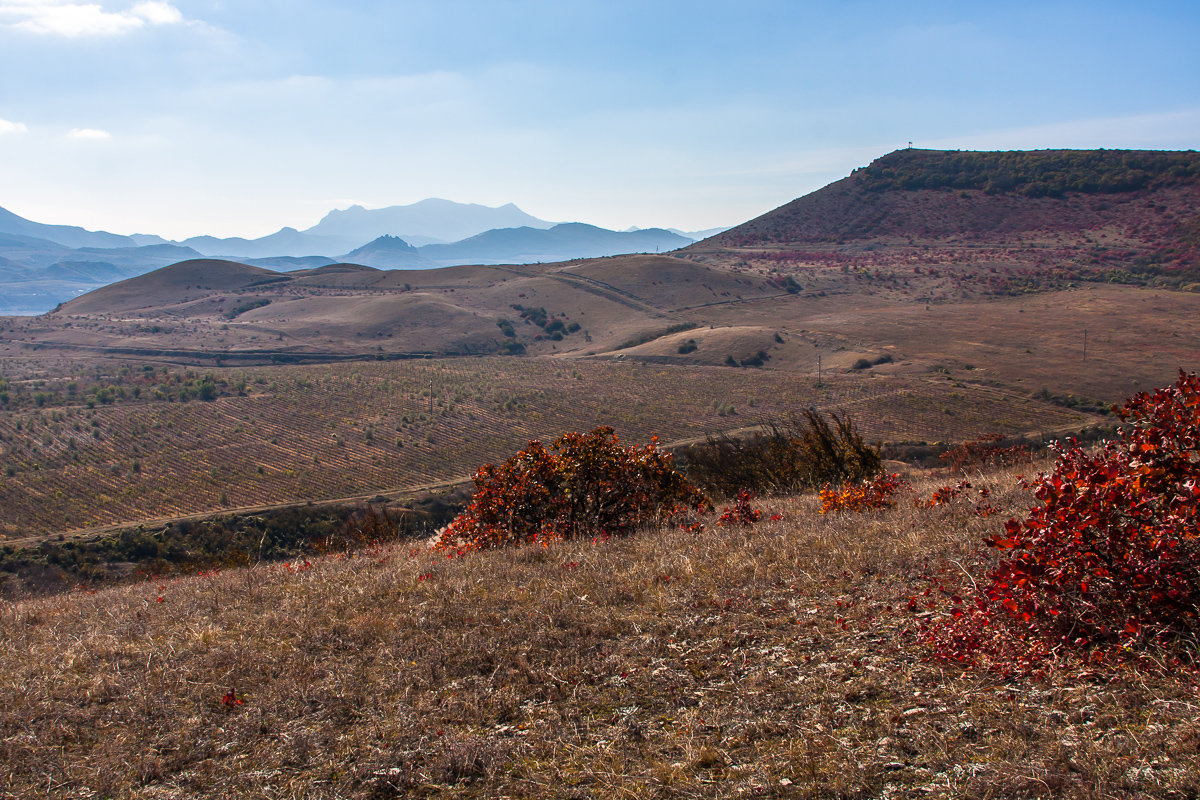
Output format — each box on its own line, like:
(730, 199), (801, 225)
(0, 356), (1099, 538)
(670, 283), (1200, 402)
(3, 465), (1196, 799)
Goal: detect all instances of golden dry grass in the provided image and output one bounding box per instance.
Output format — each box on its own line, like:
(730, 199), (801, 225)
(2, 466), (1197, 798)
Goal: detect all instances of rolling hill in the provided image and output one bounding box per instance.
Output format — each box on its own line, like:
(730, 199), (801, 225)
(14, 150), (1194, 387)
(0, 148), (1192, 383)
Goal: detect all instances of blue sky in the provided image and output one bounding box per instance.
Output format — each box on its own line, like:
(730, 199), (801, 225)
(0, 0), (1197, 240)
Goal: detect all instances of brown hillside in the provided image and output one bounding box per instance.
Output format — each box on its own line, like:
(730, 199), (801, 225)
(703, 149), (1200, 275)
(61, 259), (285, 314)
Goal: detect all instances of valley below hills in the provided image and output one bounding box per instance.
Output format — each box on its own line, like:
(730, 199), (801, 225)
(0, 147), (1197, 542)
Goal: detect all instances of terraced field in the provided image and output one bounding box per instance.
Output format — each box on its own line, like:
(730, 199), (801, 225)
(0, 356), (1100, 538)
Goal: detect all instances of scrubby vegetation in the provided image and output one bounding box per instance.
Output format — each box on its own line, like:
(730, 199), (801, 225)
(434, 427), (709, 553)
(1, 371), (1198, 797)
(858, 148), (1200, 197)
(0, 495), (463, 598)
(5, 441), (1199, 797)
(852, 354), (893, 371)
(680, 410), (881, 498)
(223, 298), (271, 319)
(929, 370), (1200, 672)
(615, 322), (699, 351)
(1034, 387), (1113, 415)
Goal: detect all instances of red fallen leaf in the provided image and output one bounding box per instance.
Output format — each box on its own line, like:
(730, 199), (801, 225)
(987, 536), (1021, 549)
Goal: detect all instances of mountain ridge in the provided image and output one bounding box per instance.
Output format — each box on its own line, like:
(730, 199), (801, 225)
(342, 223), (693, 268)
(0, 200), (708, 313)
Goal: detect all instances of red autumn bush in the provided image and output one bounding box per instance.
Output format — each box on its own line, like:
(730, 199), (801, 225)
(978, 370), (1200, 662)
(717, 490), (762, 527)
(435, 427), (710, 553)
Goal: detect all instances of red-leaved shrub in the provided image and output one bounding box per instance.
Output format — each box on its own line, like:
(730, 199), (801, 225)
(435, 427), (710, 553)
(944, 371), (1200, 669)
(717, 490), (762, 527)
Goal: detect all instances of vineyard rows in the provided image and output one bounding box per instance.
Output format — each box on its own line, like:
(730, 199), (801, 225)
(0, 357), (1097, 537)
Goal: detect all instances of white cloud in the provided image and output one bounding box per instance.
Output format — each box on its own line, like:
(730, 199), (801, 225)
(0, 0), (184, 37)
(129, 1), (178, 25)
(0, 116), (28, 134)
(68, 127), (111, 139)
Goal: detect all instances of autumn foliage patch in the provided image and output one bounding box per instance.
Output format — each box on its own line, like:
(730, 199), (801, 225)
(717, 491), (762, 527)
(936, 371), (1200, 670)
(434, 427), (710, 553)
(819, 473), (905, 514)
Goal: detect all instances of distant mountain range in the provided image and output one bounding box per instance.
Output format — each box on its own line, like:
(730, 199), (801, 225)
(0, 199), (722, 313)
(342, 224), (693, 268)
(173, 199), (557, 258)
(308, 199), (555, 248)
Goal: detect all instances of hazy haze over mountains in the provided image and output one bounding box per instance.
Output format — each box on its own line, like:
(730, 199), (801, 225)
(308, 199), (556, 247)
(0, 198), (712, 313)
(177, 199), (559, 258)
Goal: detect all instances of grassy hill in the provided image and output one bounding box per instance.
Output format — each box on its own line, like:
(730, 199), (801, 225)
(2, 463), (1195, 798)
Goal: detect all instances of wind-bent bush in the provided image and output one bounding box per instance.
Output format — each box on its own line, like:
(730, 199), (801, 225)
(681, 409), (881, 497)
(982, 370), (1200, 661)
(435, 427), (710, 553)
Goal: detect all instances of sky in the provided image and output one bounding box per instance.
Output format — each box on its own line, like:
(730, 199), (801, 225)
(0, 0), (1197, 241)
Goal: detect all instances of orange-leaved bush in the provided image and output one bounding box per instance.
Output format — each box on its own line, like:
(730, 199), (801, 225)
(938, 370), (1200, 669)
(434, 427), (710, 553)
(819, 473), (905, 513)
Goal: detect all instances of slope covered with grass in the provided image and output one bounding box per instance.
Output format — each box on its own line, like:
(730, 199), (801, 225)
(3, 465), (1197, 799)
